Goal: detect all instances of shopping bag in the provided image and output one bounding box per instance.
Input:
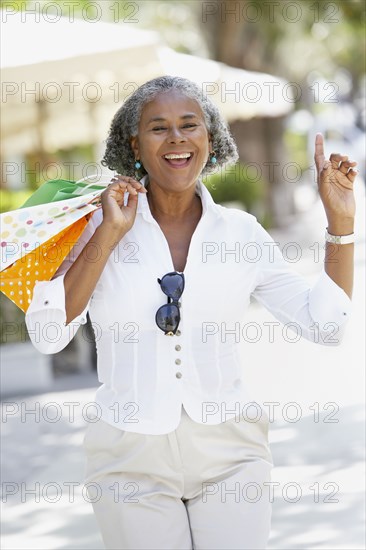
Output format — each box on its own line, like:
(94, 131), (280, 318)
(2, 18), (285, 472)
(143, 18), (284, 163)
(0, 188), (103, 313)
(21, 177), (107, 207)
(0, 218), (89, 312)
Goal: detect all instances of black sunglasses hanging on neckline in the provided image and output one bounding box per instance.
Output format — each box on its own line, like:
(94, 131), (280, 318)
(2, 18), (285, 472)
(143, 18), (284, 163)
(155, 271), (185, 335)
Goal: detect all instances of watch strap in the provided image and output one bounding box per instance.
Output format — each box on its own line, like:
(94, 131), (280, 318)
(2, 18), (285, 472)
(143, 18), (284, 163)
(325, 229), (355, 245)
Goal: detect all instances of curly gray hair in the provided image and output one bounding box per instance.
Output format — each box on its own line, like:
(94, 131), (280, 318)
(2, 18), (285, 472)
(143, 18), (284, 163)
(101, 75), (239, 178)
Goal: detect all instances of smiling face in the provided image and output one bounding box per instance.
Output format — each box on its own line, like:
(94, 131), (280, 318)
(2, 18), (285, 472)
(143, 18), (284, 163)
(130, 89), (212, 192)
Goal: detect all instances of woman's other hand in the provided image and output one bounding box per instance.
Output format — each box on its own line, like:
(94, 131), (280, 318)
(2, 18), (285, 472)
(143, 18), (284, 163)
(100, 175), (147, 239)
(314, 133), (357, 235)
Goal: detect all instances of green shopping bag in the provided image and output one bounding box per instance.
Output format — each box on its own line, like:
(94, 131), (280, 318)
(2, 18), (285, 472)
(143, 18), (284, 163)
(21, 177), (108, 208)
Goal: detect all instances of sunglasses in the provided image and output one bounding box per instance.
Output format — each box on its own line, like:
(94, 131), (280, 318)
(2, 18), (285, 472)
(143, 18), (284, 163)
(155, 271), (185, 335)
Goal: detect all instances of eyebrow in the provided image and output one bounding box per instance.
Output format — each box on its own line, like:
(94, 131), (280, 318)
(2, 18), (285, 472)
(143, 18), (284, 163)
(146, 114), (199, 124)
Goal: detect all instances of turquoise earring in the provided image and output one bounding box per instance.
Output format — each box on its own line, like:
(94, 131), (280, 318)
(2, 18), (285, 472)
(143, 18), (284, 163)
(134, 159), (142, 169)
(210, 151), (217, 164)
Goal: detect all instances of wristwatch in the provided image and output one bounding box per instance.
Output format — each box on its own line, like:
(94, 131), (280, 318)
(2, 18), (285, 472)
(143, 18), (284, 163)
(325, 229), (355, 245)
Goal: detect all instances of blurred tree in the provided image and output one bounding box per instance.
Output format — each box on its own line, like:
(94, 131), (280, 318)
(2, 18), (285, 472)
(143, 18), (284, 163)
(194, 0), (293, 225)
(204, 162), (266, 215)
(194, 0), (365, 225)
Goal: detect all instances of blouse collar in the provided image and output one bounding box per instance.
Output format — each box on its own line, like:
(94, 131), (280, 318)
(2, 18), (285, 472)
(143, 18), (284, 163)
(136, 174), (223, 220)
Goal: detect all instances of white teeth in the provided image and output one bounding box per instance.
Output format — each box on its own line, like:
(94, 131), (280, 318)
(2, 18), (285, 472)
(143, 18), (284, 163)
(164, 153), (191, 159)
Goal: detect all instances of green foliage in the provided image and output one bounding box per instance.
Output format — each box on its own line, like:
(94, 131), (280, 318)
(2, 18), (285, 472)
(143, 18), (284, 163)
(0, 0), (28, 9)
(284, 130), (309, 172)
(0, 294), (27, 345)
(204, 162), (266, 216)
(0, 190), (33, 213)
(0, 0), (99, 12)
(0, 0), (146, 21)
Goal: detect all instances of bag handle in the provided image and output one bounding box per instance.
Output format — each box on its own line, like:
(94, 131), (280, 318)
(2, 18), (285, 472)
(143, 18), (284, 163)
(76, 174), (111, 191)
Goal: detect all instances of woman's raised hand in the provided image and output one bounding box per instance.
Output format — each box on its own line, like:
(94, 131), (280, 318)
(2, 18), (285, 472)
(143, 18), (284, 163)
(314, 133), (357, 234)
(100, 175), (147, 238)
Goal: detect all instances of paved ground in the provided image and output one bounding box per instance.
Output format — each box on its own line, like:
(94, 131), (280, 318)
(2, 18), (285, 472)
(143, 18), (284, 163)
(1, 183), (365, 549)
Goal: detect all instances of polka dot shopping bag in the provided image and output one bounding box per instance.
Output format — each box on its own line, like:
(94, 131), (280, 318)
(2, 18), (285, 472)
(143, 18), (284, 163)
(0, 179), (106, 313)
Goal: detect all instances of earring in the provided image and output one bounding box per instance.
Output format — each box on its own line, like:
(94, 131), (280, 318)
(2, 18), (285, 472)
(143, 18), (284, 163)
(134, 159), (142, 169)
(210, 151), (217, 164)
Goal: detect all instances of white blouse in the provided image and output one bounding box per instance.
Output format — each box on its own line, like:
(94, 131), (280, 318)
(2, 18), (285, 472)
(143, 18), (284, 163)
(25, 175), (352, 434)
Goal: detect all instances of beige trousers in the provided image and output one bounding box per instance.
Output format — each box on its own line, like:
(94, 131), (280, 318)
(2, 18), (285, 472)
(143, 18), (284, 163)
(82, 405), (274, 550)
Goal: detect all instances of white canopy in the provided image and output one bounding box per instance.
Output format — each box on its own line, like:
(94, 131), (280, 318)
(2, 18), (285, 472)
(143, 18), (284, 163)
(1, 12), (293, 156)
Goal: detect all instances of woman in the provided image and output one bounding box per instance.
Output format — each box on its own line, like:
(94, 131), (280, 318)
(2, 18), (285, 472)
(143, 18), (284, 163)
(26, 76), (357, 549)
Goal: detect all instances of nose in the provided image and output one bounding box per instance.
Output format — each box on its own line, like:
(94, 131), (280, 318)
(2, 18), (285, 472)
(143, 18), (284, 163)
(167, 126), (187, 143)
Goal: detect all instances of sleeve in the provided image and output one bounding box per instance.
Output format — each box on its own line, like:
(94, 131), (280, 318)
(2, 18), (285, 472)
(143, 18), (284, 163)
(25, 209), (103, 354)
(251, 221), (352, 346)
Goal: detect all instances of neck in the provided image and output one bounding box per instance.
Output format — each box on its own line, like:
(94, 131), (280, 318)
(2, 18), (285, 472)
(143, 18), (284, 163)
(146, 177), (202, 222)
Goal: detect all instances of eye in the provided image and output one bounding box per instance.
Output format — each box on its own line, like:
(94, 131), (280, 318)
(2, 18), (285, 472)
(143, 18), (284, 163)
(183, 124), (197, 128)
(152, 127), (166, 131)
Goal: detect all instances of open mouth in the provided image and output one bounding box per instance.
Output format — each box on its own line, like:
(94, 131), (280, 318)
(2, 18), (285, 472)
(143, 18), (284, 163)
(162, 152), (194, 168)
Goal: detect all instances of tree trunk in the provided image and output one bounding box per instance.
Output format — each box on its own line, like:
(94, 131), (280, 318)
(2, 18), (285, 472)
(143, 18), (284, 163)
(199, 0), (296, 226)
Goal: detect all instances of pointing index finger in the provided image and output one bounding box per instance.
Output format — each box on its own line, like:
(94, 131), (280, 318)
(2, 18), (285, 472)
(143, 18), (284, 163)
(314, 133), (325, 169)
